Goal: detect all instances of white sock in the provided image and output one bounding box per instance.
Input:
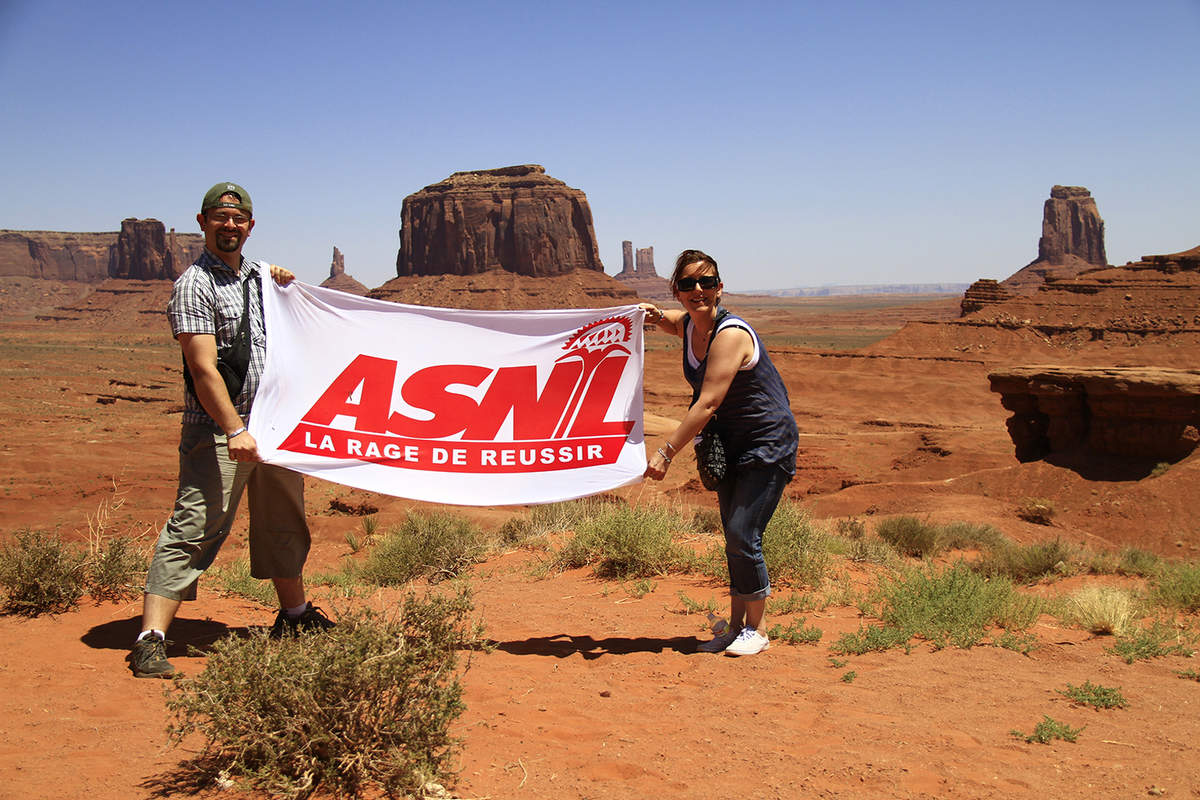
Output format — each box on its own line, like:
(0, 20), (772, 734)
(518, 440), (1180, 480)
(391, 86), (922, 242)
(286, 602), (309, 618)
(137, 629), (165, 642)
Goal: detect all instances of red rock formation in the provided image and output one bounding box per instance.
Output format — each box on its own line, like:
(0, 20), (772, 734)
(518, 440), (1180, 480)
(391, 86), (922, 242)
(635, 246), (656, 275)
(0, 230), (113, 281)
(109, 218), (203, 280)
(990, 366), (1200, 463)
(396, 165), (604, 278)
(620, 240), (635, 276)
(0, 223), (203, 282)
(960, 279), (1010, 315)
(369, 268), (639, 311)
(319, 246), (369, 296)
(1000, 186), (1108, 293)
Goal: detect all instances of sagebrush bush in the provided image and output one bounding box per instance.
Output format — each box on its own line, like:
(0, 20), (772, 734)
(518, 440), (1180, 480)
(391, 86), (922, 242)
(701, 501), (831, 587)
(875, 516), (942, 558)
(973, 537), (1077, 583)
(872, 561), (1042, 649)
(529, 496), (622, 536)
(0, 529), (86, 615)
(1059, 585), (1137, 636)
(938, 521), (1006, 551)
(361, 513), (490, 586)
(1106, 620), (1197, 664)
(1150, 561), (1200, 613)
(554, 503), (693, 579)
(166, 587), (481, 799)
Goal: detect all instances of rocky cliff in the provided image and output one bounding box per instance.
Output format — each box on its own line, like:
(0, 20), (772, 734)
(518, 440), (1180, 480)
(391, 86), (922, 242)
(395, 165), (604, 278)
(0, 221), (203, 282)
(990, 365), (1200, 464)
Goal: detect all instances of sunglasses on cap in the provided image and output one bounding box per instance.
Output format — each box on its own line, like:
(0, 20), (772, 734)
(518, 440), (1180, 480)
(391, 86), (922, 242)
(675, 275), (720, 291)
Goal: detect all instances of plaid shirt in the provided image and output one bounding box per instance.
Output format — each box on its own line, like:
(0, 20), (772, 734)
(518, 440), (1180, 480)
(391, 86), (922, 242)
(167, 250), (267, 426)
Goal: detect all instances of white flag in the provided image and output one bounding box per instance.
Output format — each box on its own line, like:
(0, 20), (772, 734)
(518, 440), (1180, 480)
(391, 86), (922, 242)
(250, 280), (646, 506)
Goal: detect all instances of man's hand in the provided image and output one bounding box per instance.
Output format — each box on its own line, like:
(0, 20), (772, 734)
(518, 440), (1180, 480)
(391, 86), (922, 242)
(269, 264), (296, 285)
(227, 430), (262, 463)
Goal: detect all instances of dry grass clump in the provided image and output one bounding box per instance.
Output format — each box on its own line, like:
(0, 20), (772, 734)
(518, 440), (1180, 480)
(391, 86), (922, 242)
(1059, 585), (1138, 636)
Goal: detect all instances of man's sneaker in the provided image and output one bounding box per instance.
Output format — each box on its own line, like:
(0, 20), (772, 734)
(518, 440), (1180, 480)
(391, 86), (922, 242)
(697, 627), (740, 653)
(129, 633), (175, 678)
(724, 626), (770, 657)
(268, 602), (335, 639)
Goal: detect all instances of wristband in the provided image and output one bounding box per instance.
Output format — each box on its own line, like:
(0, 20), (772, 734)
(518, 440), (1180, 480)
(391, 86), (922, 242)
(227, 426), (247, 439)
(656, 447), (673, 463)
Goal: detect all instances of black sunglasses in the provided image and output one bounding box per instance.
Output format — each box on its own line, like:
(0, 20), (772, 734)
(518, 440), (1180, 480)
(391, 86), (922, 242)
(675, 275), (720, 291)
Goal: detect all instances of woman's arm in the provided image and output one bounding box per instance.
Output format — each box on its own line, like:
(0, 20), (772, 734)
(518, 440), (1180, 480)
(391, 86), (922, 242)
(638, 302), (686, 337)
(644, 325), (754, 479)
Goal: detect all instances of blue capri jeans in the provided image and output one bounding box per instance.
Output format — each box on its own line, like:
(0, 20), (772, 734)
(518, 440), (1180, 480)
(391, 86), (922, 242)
(716, 460), (792, 600)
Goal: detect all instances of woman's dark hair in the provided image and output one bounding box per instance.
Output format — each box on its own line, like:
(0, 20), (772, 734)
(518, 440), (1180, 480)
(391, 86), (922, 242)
(671, 249), (720, 289)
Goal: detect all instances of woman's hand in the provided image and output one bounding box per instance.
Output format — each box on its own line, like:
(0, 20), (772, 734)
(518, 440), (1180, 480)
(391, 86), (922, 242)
(644, 447), (669, 480)
(639, 302), (664, 326)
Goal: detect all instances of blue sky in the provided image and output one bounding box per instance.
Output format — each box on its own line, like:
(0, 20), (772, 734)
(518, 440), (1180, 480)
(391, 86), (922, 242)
(1, 0), (1196, 292)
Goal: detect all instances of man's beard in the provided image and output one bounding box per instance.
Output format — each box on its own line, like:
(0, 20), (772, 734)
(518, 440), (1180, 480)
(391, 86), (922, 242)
(215, 233), (242, 253)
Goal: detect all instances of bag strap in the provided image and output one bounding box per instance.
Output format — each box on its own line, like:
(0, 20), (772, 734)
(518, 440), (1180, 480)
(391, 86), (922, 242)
(689, 307), (731, 408)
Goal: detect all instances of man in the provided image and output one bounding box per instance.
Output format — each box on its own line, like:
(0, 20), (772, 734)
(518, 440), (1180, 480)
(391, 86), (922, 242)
(129, 182), (333, 679)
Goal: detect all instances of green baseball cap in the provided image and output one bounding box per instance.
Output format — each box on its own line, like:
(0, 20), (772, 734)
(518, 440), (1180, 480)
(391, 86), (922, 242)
(201, 182), (253, 216)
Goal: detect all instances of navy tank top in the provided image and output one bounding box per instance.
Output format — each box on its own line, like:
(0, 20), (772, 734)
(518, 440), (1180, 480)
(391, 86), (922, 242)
(683, 309), (798, 474)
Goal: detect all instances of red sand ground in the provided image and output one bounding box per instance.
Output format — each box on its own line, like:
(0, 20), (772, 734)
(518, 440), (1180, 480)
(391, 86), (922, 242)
(0, 281), (1197, 799)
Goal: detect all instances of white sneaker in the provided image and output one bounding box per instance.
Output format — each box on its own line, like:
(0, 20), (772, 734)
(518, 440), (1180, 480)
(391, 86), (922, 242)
(697, 627), (739, 653)
(724, 627), (769, 656)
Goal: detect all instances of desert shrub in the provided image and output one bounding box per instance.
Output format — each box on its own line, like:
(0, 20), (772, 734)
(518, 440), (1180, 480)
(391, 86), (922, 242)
(875, 561), (1041, 649)
(973, 537), (1077, 583)
(165, 587), (480, 799)
(875, 516), (942, 558)
(1059, 585), (1138, 636)
(84, 535), (147, 602)
(846, 536), (900, 566)
(1116, 547), (1161, 577)
(1106, 620), (1196, 664)
(1149, 462), (1171, 478)
(554, 503), (693, 579)
(761, 502), (831, 587)
(210, 557), (277, 607)
(0, 528), (86, 615)
(1149, 561), (1200, 613)
(1011, 715), (1084, 744)
(938, 521), (1006, 551)
(1016, 498), (1056, 525)
(1058, 680), (1127, 710)
(529, 495), (622, 536)
(767, 616), (823, 645)
(344, 515), (378, 554)
(830, 624), (911, 655)
(361, 513), (489, 586)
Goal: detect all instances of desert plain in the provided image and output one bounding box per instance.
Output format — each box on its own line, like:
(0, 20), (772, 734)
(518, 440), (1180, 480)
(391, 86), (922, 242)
(0, 276), (1197, 800)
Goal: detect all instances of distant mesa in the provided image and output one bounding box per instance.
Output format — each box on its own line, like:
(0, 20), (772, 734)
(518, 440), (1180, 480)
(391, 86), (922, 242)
(0, 219), (203, 282)
(319, 246), (368, 296)
(394, 165), (604, 278)
(613, 240), (671, 300)
(375, 165), (638, 309)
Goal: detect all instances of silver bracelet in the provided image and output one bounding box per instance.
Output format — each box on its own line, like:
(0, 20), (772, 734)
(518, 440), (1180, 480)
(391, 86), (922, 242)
(227, 426), (247, 438)
(656, 447), (672, 463)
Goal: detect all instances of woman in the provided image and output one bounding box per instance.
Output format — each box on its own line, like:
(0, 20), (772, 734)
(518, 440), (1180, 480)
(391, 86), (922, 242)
(642, 249), (798, 656)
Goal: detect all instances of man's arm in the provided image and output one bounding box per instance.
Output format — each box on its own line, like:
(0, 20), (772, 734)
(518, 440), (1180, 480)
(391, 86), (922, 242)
(179, 332), (260, 462)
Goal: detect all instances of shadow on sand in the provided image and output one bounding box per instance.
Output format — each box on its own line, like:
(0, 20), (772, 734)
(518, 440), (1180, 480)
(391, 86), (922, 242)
(82, 616), (251, 657)
(491, 633), (697, 659)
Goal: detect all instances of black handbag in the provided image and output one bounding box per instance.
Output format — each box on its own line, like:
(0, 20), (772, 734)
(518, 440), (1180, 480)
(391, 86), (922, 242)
(183, 275), (252, 400)
(691, 309), (730, 491)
